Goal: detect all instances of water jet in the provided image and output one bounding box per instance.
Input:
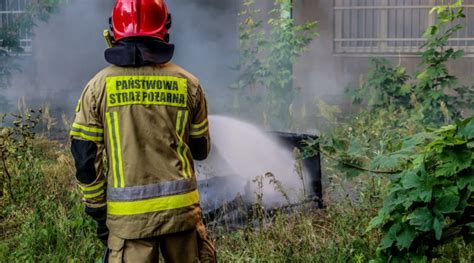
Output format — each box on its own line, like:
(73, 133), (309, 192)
(196, 116), (322, 224)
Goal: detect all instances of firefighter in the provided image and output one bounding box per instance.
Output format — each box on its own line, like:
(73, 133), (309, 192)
(70, 0), (216, 262)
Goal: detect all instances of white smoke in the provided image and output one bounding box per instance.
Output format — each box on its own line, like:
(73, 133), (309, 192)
(197, 115), (307, 209)
(7, 0), (239, 114)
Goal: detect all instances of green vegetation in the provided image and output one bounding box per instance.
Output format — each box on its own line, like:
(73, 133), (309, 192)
(348, 0), (474, 124)
(0, 110), (100, 262)
(367, 118), (474, 262)
(232, 0), (317, 130)
(301, 1), (474, 262)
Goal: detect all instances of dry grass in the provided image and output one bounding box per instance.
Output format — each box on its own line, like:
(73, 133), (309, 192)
(213, 197), (381, 263)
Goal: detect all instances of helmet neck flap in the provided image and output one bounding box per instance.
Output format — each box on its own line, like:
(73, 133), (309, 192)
(104, 37), (175, 67)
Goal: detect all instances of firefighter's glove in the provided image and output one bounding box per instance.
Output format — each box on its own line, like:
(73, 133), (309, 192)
(85, 206), (109, 246)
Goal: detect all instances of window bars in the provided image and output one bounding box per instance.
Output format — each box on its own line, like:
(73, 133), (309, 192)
(0, 0), (32, 53)
(334, 0), (474, 56)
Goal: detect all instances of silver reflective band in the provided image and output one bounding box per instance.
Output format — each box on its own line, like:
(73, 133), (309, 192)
(107, 178), (198, 201)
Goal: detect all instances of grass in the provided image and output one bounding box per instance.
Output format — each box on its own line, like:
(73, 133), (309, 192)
(0, 135), (472, 262)
(214, 205), (380, 263)
(0, 138), (101, 262)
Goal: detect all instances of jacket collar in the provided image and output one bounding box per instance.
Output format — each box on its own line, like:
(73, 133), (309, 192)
(104, 38), (175, 67)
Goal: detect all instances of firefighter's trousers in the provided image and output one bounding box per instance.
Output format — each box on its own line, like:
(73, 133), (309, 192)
(108, 224), (216, 263)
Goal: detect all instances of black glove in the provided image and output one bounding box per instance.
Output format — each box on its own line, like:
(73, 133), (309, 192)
(85, 206), (109, 246)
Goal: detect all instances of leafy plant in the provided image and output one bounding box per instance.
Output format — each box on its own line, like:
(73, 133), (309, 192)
(302, 1), (474, 261)
(415, 0), (474, 123)
(347, 58), (411, 109)
(0, 109), (41, 201)
(301, 106), (427, 178)
(367, 117), (474, 262)
(233, 0), (317, 130)
(347, 0), (474, 125)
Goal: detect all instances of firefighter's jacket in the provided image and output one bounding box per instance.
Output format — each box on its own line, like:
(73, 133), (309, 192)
(70, 63), (210, 239)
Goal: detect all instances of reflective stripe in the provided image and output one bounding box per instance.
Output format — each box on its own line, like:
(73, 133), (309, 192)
(107, 179), (197, 201)
(79, 182), (105, 192)
(72, 123), (104, 134)
(107, 189), (200, 216)
(190, 126), (209, 137)
(176, 111), (192, 178)
(70, 131), (103, 142)
(70, 123), (104, 142)
(81, 183), (105, 199)
(182, 146), (192, 177)
(83, 189), (104, 199)
(191, 119), (208, 130)
(75, 100), (81, 113)
(106, 112), (125, 188)
(114, 112), (125, 187)
(190, 119), (209, 137)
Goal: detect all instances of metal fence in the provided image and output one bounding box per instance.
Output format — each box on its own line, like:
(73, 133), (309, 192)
(334, 0), (474, 56)
(0, 0), (32, 53)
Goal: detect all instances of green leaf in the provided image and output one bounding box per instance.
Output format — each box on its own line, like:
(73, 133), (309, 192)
(457, 117), (474, 139)
(379, 234), (395, 250)
(401, 132), (436, 149)
(452, 0), (463, 8)
(434, 148), (472, 177)
(347, 138), (369, 156)
(401, 171), (422, 189)
(466, 222), (474, 234)
(399, 84), (412, 95)
(379, 223), (402, 250)
(416, 189), (433, 203)
(367, 207), (390, 232)
(457, 170), (474, 190)
(408, 207), (433, 232)
(434, 193), (460, 214)
(430, 6), (447, 14)
(410, 254), (428, 263)
(432, 216), (443, 240)
(371, 152), (409, 171)
(423, 25), (439, 38)
(452, 49), (465, 59)
(395, 226), (416, 250)
(382, 189), (398, 205)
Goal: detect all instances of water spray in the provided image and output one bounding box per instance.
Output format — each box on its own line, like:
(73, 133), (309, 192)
(196, 116), (322, 225)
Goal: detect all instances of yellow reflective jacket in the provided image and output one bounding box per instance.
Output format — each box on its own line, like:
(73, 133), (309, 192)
(70, 63), (210, 239)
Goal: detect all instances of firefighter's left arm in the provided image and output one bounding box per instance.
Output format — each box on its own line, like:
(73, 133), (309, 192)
(190, 85), (211, 161)
(70, 84), (107, 218)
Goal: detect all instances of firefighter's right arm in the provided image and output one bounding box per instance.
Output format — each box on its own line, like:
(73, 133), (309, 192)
(70, 84), (107, 226)
(189, 85), (210, 161)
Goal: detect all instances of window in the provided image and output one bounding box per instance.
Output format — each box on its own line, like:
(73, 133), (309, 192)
(0, 0), (32, 53)
(334, 0), (474, 56)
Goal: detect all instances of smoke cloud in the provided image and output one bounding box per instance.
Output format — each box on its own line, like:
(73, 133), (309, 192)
(7, 0), (239, 115)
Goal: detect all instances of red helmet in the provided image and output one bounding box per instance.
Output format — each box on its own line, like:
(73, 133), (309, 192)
(111, 0), (172, 42)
